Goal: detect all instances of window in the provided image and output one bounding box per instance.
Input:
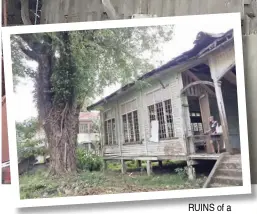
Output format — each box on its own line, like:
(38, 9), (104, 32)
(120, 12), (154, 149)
(122, 111), (140, 143)
(121, 99), (140, 144)
(190, 111), (203, 135)
(79, 123), (89, 133)
(104, 110), (117, 145)
(148, 99), (174, 140)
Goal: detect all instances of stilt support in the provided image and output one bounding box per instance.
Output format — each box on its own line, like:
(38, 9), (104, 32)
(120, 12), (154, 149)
(187, 160), (196, 180)
(121, 159), (126, 174)
(146, 160), (152, 176)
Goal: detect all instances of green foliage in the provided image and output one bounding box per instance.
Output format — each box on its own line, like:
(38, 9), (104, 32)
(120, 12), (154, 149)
(16, 118), (39, 140)
(174, 167), (188, 179)
(13, 25), (174, 173)
(19, 169), (58, 199)
(107, 161), (122, 171)
(15, 25), (173, 107)
(16, 118), (48, 160)
(76, 148), (103, 172)
(19, 168), (206, 199)
(17, 139), (48, 160)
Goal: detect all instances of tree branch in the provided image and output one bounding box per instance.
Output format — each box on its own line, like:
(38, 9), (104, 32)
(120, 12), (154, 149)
(101, 0), (118, 20)
(21, 0), (32, 25)
(19, 34), (51, 57)
(18, 40), (38, 61)
(19, 34), (37, 51)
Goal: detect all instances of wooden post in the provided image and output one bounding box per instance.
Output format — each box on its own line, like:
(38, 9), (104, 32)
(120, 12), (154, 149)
(146, 160), (152, 176)
(121, 159), (126, 174)
(213, 80), (232, 154)
(199, 93), (212, 153)
(181, 94), (193, 154)
(158, 161), (163, 168)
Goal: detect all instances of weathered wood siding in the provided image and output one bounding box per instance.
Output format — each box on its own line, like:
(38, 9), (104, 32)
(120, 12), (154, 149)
(40, 0), (243, 24)
(100, 68), (186, 159)
(209, 45), (235, 81)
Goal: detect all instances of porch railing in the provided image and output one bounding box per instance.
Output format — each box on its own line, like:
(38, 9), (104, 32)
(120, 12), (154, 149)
(186, 134), (223, 154)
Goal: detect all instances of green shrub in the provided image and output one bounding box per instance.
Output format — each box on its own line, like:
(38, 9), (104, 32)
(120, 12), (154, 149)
(174, 167), (188, 179)
(76, 148), (103, 172)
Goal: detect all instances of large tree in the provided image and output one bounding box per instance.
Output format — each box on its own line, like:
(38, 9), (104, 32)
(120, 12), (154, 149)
(13, 25), (173, 175)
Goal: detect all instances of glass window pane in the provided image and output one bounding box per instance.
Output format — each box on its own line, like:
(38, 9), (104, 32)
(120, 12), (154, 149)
(156, 102), (166, 139)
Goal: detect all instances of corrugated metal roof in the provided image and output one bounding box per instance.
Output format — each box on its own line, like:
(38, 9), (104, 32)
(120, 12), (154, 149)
(79, 112), (100, 121)
(87, 29), (233, 111)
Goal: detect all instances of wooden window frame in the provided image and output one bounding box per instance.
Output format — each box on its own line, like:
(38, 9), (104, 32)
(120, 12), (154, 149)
(190, 111), (204, 135)
(120, 98), (141, 144)
(104, 109), (117, 145)
(79, 123), (89, 133)
(122, 110), (140, 144)
(148, 98), (175, 140)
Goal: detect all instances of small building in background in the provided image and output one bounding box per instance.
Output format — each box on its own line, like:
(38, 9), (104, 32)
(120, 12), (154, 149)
(77, 112), (100, 153)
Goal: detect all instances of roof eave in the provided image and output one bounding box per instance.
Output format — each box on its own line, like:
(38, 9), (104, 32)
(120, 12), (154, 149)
(87, 29), (233, 111)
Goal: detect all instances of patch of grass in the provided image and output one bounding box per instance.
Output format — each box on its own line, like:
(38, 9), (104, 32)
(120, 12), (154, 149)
(19, 165), (207, 200)
(107, 161), (121, 171)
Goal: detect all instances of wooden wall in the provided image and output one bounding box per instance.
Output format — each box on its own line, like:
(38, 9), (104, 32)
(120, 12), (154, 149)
(100, 68), (186, 160)
(40, 0), (243, 24)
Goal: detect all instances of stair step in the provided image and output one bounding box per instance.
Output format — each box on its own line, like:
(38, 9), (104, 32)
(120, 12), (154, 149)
(212, 175), (243, 186)
(216, 168), (242, 177)
(209, 183), (233, 188)
(222, 155), (241, 163)
(219, 162), (241, 170)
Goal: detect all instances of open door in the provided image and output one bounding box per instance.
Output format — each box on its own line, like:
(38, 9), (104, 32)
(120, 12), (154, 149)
(199, 93), (212, 153)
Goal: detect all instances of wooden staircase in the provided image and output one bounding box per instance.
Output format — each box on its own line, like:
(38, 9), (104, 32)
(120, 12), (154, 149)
(203, 153), (242, 188)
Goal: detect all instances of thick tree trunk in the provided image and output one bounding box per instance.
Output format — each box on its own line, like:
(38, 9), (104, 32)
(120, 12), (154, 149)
(36, 47), (80, 174)
(44, 105), (79, 174)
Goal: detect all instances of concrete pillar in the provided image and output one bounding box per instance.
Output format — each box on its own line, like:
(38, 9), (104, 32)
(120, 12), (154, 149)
(121, 159), (126, 174)
(187, 160), (196, 180)
(146, 160), (152, 176)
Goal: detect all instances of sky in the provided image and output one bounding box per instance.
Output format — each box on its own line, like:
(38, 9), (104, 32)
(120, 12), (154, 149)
(14, 21), (233, 122)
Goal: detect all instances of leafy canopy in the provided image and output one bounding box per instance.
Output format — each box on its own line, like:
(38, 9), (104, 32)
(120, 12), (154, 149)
(15, 25), (174, 107)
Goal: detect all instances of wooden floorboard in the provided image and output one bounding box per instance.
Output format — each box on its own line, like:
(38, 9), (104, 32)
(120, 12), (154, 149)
(189, 153), (221, 160)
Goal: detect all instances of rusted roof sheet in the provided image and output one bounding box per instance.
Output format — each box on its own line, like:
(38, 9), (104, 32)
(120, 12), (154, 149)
(87, 29), (233, 111)
(79, 112), (99, 121)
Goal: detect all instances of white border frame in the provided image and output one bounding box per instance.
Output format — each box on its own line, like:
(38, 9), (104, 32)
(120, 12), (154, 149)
(1, 13), (251, 208)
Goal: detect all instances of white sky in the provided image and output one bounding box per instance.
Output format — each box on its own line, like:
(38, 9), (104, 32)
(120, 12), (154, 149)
(14, 22), (233, 122)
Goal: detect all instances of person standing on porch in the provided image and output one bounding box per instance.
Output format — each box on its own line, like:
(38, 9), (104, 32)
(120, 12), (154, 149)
(205, 116), (221, 154)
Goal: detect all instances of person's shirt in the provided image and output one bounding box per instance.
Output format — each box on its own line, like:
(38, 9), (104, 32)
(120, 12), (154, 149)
(209, 120), (218, 135)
